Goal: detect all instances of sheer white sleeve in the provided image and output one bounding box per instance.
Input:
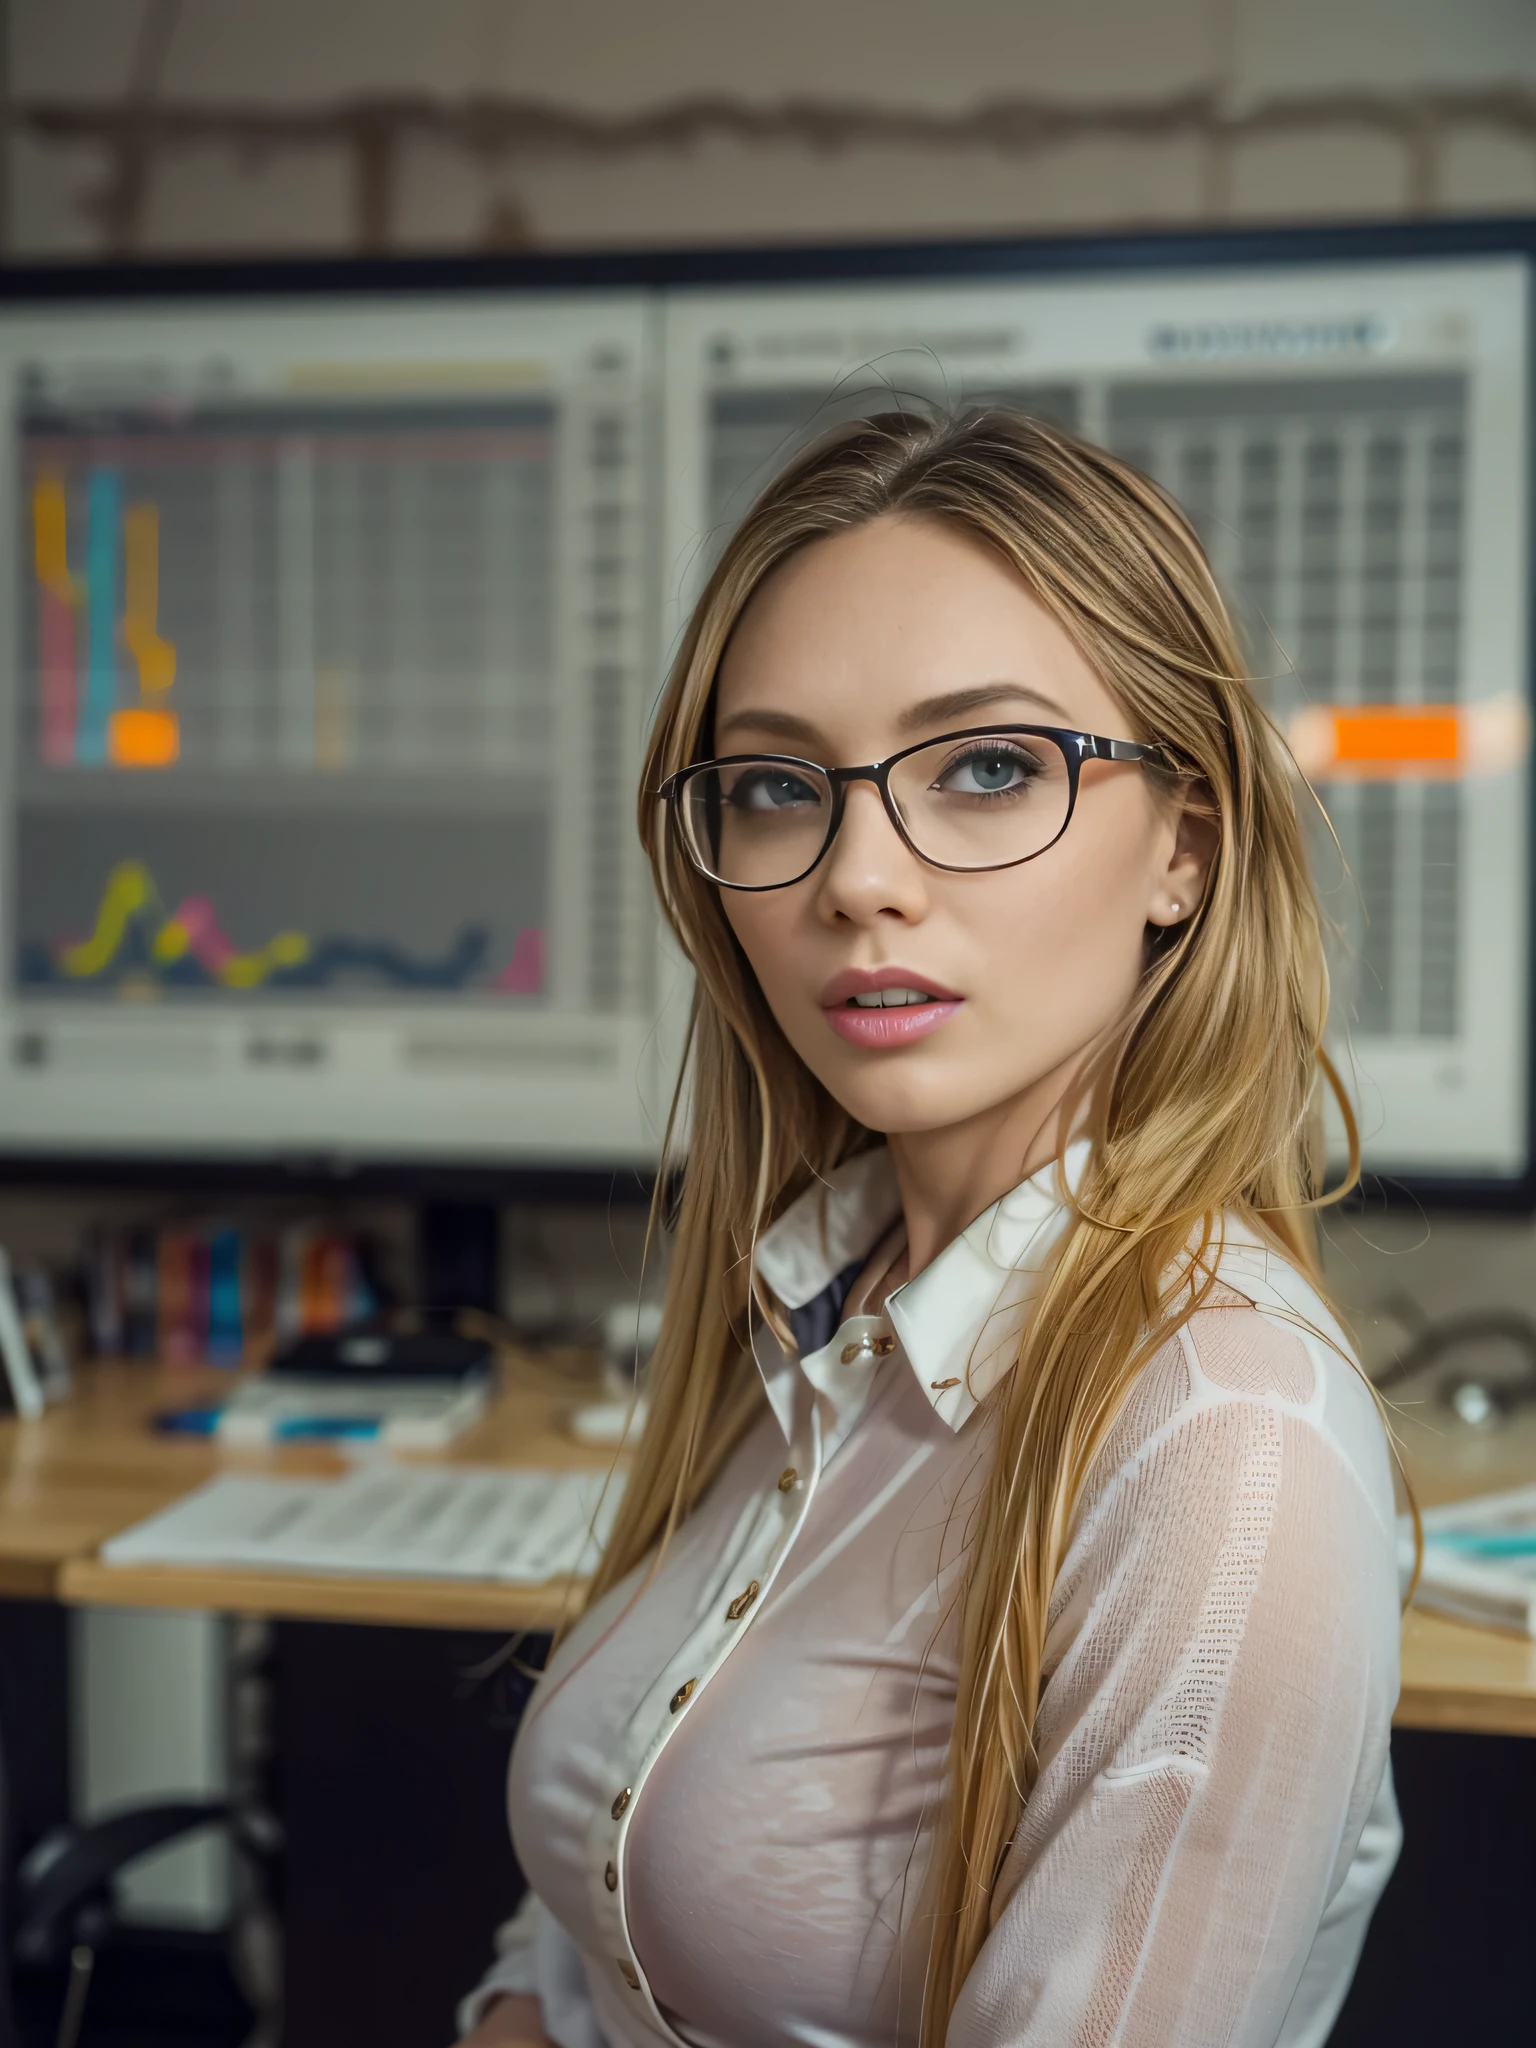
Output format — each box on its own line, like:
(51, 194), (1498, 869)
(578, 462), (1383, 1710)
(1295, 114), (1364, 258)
(457, 1892), (609, 2048)
(948, 1303), (1401, 2048)
(457, 1890), (541, 2036)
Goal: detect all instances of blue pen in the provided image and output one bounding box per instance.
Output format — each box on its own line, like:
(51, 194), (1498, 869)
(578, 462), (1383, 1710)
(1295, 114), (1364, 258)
(1427, 1529), (1536, 1557)
(152, 1407), (223, 1436)
(273, 1415), (381, 1441)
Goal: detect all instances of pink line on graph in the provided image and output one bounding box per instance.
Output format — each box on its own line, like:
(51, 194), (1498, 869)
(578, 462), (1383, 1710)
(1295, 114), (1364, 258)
(494, 928), (545, 995)
(170, 897), (237, 974)
(39, 588), (77, 765)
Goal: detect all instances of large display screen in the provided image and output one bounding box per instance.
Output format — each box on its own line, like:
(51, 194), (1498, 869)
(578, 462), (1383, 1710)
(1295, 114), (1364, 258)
(664, 260), (1530, 1184)
(0, 296), (662, 1162)
(0, 245), (1528, 1187)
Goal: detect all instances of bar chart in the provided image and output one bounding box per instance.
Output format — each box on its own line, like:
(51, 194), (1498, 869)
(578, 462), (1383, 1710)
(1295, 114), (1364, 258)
(21, 400), (558, 782)
(13, 370), (650, 1027)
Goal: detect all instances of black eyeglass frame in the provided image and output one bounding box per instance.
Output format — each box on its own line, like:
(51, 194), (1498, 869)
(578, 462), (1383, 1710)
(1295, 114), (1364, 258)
(658, 723), (1174, 891)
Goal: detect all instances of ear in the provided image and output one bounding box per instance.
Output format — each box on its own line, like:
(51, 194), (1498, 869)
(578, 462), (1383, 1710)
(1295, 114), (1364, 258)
(1147, 782), (1218, 929)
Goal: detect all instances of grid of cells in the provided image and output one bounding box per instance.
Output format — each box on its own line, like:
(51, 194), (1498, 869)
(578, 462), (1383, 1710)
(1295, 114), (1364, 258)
(586, 411), (638, 1013)
(1107, 373), (1468, 1043)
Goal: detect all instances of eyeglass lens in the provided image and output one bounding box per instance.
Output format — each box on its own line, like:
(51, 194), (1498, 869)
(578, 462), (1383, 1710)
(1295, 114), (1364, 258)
(680, 732), (1074, 887)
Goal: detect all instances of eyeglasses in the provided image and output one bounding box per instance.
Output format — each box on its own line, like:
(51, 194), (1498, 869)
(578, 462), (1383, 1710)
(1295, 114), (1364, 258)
(659, 724), (1171, 892)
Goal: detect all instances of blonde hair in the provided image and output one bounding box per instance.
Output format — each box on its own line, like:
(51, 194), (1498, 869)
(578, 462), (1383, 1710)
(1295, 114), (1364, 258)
(591, 409), (1354, 2040)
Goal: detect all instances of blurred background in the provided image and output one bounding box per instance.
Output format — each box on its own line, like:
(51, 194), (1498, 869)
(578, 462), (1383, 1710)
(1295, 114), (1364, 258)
(0, 0), (1533, 1443)
(0, 5), (1532, 1344)
(7, 0), (1536, 259)
(1, 6), (1535, 2048)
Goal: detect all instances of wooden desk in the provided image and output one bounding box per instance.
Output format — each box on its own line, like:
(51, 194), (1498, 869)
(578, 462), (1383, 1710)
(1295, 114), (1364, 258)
(1392, 1402), (1536, 1737)
(7, 1359), (1536, 1731)
(0, 1355), (616, 1633)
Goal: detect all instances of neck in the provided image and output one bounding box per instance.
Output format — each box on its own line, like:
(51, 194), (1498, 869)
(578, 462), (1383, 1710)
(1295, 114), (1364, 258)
(885, 1052), (1089, 1276)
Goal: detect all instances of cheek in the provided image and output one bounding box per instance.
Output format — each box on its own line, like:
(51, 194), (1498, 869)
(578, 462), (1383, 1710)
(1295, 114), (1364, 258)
(720, 893), (805, 1009)
(967, 833), (1153, 1017)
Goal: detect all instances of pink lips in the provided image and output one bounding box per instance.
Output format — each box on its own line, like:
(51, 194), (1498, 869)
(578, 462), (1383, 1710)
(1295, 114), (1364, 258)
(820, 967), (964, 1050)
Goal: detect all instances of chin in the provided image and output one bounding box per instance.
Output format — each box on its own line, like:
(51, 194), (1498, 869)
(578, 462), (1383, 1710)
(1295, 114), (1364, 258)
(817, 1065), (992, 1137)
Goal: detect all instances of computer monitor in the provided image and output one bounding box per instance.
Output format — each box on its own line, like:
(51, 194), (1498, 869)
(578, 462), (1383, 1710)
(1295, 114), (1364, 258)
(0, 288), (669, 1172)
(0, 228), (1530, 1200)
(663, 250), (1532, 1196)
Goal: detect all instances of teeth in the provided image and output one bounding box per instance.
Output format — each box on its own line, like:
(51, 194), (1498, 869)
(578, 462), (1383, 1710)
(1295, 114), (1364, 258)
(850, 987), (934, 1008)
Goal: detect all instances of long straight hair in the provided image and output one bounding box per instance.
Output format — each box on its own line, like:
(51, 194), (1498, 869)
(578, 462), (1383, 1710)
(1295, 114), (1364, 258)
(589, 410), (1353, 2040)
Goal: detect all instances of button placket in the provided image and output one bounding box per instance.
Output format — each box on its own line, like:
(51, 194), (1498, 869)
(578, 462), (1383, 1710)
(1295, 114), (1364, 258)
(583, 1389), (823, 2043)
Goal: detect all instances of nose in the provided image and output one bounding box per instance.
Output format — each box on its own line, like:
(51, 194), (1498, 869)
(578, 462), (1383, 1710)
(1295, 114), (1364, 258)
(811, 779), (929, 927)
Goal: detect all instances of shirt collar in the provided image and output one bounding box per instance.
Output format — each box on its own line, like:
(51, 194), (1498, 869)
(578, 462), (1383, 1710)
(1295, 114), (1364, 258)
(752, 1139), (1090, 1439)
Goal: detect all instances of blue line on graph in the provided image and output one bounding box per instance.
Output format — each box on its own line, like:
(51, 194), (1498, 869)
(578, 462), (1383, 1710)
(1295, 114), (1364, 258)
(269, 928), (489, 990)
(17, 925), (492, 994)
(80, 469), (120, 766)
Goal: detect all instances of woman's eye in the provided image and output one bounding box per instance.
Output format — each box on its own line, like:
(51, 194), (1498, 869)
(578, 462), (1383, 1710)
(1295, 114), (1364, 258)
(732, 769), (820, 811)
(937, 746), (1036, 796)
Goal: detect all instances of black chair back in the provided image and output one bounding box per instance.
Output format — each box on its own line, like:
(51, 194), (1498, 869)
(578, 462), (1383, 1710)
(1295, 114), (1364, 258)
(0, 1736), (18, 2048)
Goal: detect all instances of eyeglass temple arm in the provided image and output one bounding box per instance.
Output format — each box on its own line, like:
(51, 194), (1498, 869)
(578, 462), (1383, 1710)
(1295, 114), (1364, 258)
(1091, 736), (1175, 768)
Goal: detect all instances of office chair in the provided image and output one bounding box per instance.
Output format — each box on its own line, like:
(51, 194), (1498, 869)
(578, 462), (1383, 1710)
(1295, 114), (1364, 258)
(3, 1786), (276, 2048)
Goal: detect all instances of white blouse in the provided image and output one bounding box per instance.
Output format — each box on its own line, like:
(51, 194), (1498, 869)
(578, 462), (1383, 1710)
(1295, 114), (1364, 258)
(461, 1143), (1402, 2048)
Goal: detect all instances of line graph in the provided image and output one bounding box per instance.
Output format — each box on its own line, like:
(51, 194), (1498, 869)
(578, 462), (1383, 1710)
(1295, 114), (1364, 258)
(24, 858), (543, 999)
(150, 893), (310, 989)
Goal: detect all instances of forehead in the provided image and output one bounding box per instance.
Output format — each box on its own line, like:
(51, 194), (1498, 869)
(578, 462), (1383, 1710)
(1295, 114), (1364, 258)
(713, 513), (1123, 750)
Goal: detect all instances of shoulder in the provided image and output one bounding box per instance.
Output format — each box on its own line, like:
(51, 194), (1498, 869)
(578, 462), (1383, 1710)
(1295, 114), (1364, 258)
(1047, 1257), (1400, 1654)
(1201, 1224), (1396, 1506)
(1080, 1226), (1397, 1539)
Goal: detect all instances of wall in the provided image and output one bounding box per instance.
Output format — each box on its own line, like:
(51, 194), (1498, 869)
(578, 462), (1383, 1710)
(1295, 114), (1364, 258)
(6, 0), (1536, 260)
(7, 0), (1536, 1412)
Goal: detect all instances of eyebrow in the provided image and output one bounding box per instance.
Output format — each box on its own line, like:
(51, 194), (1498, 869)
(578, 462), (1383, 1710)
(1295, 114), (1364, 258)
(894, 682), (1073, 734)
(715, 681), (1074, 750)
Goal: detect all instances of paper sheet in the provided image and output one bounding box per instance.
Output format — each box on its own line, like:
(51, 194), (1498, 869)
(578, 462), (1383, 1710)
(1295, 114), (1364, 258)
(103, 1464), (624, 1584)
(1406, 1481), (1536, 1636)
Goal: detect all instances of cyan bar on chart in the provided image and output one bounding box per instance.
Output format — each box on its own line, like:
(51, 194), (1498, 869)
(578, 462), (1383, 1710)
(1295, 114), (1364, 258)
(80, 467), (120, 767)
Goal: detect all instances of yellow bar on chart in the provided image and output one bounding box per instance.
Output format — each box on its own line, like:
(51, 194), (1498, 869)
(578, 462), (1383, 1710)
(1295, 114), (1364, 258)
(122, 504), (177, 694)
(33, 474), (81, 604)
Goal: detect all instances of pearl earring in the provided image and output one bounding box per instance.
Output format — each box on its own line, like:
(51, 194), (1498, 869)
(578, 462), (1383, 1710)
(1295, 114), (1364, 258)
(1169, 901), (1181, 918)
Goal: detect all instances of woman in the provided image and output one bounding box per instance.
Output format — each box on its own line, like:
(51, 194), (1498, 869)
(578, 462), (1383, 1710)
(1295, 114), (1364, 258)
(460, 410), (1402, 2048)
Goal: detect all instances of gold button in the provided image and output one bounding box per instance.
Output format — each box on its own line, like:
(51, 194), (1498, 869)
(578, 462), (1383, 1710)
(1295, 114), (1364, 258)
(617, 1958), (640, 1989)
(669, 1678), (696, 1713)
(605, 1861), (618, 1892)
(778, 1467), (798, 1492)
(726, 1579), (760, 1621)
(611, 1787), (631, 1819)
(930, 1376), (961, 1391)
(872, 1334), (897, 1356)
(840, 1340), (865, 1364)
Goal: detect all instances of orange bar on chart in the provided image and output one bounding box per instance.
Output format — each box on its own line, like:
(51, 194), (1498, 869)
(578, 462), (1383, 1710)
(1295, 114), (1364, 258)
(1285, 701), (1533, 780)
(108, 707), (180, 768)
(1333, 708), (1460, 766)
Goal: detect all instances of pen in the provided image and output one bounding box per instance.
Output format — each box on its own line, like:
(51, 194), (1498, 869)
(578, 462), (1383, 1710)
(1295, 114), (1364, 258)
(273, 1415), (382, 1441)
(152, 1407), (222, 1436)
(1427, 1529), (1536, 1557)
